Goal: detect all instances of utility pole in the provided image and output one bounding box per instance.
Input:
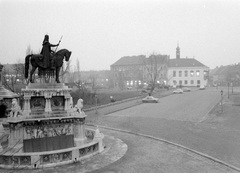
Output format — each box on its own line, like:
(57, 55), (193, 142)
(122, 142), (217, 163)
(95, 94), (98, 114)
(228, 83), (230, 99)
(221, 90), (223, 113)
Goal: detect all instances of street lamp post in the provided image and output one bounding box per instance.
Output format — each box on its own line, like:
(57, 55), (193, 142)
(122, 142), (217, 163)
(95, 94), (98, 114)
(221, 90), (223, 113)
(231, 82), (233, 94)
(228, 83), (230, 99)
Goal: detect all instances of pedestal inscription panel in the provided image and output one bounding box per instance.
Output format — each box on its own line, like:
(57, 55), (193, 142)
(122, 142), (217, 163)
(51, 96), (64, 111)
(30, 96), (45, 113)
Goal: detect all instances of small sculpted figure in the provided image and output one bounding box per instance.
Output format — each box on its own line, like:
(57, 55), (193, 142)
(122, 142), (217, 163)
(74, 98), (83, 113)
(94, 126), (104, 139)
(10, 98), (22, 117)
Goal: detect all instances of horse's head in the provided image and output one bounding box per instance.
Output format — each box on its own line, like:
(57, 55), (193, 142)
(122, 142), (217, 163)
(56, 49), (71, 61)
(65, 50), (71, 62)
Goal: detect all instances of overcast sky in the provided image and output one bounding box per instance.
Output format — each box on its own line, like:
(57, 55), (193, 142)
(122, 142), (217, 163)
(1, 0), (240, 71)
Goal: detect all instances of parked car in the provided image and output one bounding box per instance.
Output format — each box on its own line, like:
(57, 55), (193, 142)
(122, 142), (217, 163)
(142, 96), (159, 103)
(182, 87), (191, 92)
(199, 85), (205, 90)
(173, 88), (183, 94)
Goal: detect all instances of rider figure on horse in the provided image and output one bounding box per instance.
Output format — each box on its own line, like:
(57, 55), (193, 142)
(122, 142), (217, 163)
(40, 35), (59, 70)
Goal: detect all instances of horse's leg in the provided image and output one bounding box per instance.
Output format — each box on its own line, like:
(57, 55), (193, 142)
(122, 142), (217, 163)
(56, 67), (61, 83)
(30, 66), (37, 83)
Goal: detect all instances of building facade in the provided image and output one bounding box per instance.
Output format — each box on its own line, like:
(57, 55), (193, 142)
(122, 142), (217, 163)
(167, 45), (209, 87)
(111, 55), (169, 89)
(111, 44), (209, 88)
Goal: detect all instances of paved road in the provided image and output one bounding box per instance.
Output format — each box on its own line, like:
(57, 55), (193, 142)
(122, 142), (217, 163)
(86, 87), (240, 169)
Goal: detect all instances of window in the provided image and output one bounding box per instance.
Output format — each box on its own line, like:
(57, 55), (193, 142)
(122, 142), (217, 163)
(179, 71), (182, 77)
(184, 80), (188, 85)
(185, 71), (188, 77)
(191, 80), (194, 84)
(179, 80), (182, 85)
(190, 71), (194, 77)
(197, 80), (200, 85)
(173, 80), (177, 85)
(196, 70), (200, 77)
(173, 71), (176, 77)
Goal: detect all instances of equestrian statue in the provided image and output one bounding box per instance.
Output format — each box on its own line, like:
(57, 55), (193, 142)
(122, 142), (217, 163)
(25, 35), (71, 83)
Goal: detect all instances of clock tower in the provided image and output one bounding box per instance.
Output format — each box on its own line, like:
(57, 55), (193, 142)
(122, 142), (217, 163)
(176, 42), (180, 59)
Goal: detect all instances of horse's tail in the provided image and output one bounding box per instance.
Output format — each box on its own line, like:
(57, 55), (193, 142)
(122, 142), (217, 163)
(25, 54), (32, 79)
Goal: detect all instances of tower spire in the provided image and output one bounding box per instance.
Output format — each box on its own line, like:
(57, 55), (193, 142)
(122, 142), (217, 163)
(176, 42), (180, 59)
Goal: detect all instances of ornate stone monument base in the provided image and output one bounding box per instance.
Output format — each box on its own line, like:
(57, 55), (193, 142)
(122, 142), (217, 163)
(0, 83), (104, 169)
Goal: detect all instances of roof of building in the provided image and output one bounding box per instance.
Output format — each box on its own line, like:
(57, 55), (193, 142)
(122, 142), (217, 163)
(210, 64), (240, 76)
(111, 54), (171, 66)
(168, 58), (207, 68)
(111, 55), (146, 66)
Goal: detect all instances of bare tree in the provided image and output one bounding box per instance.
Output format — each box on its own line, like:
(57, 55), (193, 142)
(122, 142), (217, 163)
(89, 72), (98, 91)
(13, 59), (27, 84)
(26, 45), (33, 55)
(73, 58), (86, 97)
(143, 54), (168, 96)
(1, 67), (16, 92)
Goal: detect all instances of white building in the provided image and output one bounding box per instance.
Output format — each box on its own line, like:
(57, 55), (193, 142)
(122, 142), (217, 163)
(167, 44), (209, 87)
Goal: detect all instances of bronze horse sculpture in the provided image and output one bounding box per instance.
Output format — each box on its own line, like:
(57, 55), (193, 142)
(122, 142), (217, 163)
(25, 49), (71, 83)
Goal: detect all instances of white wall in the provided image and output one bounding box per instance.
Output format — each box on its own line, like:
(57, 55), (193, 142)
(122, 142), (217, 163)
(167, 67), (209, 87)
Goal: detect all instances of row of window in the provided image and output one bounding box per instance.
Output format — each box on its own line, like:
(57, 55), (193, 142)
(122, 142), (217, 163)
(173, 80), (201, 85)
(173, 70), (201, 77)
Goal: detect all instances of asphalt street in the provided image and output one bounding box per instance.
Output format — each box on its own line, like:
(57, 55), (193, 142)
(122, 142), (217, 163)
(86, 87), (240, 169)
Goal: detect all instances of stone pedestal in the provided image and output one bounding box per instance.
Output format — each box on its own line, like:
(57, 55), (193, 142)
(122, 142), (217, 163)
(0, 83), (104, 169)
(21, 83), (72, 117)
(22, 96), (31, 116)
(73, 113), (87, 146)
(94, 128), (105, 152)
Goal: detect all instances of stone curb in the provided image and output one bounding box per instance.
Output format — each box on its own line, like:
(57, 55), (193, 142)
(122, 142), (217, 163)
(86, 123), (240, 173)
(83, 95), (145, 112)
